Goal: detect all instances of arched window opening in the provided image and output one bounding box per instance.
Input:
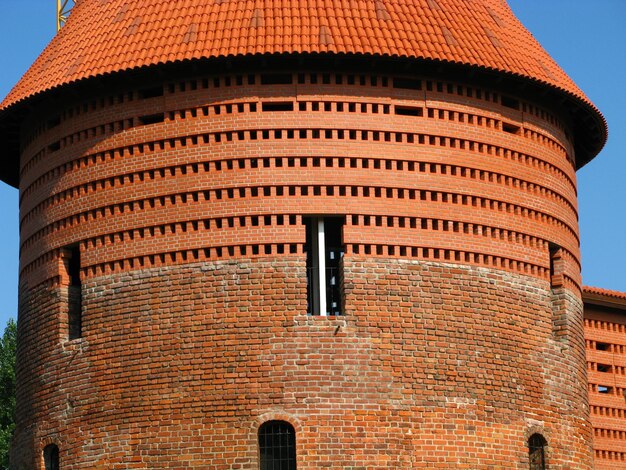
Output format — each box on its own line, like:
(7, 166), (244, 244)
(43, 444), (59, 470)
(258, 420), (296, 470)
(528, 433), (547, 470)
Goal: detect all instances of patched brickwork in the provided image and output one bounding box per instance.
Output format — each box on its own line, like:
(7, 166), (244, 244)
(9, 66), (594, 468)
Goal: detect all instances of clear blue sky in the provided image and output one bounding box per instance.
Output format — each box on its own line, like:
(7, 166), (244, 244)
(0, 1), (624, 328)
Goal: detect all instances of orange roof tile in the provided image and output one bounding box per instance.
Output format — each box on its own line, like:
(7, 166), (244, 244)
(0, 0), (607, 177)
(583, 286), (626, 303)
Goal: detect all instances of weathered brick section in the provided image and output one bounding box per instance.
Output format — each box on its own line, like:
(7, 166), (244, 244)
(12, 257), (592, 469)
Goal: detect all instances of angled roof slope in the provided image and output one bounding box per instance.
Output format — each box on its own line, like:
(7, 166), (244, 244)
(0, 0), (607, 183)
(0, 0), (593, 110)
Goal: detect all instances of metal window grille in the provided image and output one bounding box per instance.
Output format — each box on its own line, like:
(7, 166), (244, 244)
(528, 434), (546, 470)
(259, 421), (297, 470)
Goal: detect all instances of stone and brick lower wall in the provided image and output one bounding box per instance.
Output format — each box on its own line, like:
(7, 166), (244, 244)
(12, 258), (592, 468)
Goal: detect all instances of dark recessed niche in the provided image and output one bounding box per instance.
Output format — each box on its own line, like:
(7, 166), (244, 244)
(139, 86), (164, 99)
(395, 106), (423, 117)
(139, 113), (165, 125)
(501, 95), (520, 110)
(262, 102), (294, 112)
(393, 77), (422, 90)
(260, 73), (293, 85)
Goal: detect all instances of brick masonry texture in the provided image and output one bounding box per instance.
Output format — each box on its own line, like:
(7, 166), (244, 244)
(583, 291), (626, 469)
(10, 68), (595, 468)
(14, 258), (591, 468)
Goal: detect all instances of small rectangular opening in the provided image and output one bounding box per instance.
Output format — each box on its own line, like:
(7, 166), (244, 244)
(260, 73), (293, 85)
(598, 385), (612, 394)
(503, 122), (521, 135)
(501, 95), (520, 110)
(596, 342), (611, 351)
(48, 141), (61, 152)
(139, 113), (165, 125)
(597, 364), (612, 373)
(395, 106), (423, 117)
(139, 86), (164, 99)
(393, 78), (422, 90)
(261, 102), (294, 112)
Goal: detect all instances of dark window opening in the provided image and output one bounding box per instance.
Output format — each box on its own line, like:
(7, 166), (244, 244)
(596, 342), (611, 351)
(262, 102), (294, 112)
(67, 246), (82, 340)
(304, 217), (344, 316)
(48, 141), (61, 153)
(139, 86), (164, 99)
(597, 363), (612, 373)
(393, 77), (422, 90)
(502, 95), (520, 110)
(503, 122), (521, 135)
(395, 106), (423, 117)
(548, 244), (563, 288)
(528, 433), (547, 470)
(260, 73), (293, 85)
(47, 116), (61, 129)
(138, 113), (165, 125)
(44, 444), (60, 470)
(259, 421), (296, 470)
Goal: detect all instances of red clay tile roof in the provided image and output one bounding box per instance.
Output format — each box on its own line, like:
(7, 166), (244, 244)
(1, 0), (592, 109)
(583, 286), (626, 303)
(0, 0), (607, 171)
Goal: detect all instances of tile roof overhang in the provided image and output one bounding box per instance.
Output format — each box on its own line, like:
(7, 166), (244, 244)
(583, 286), (626, 310)
(0, 0), (607, 188)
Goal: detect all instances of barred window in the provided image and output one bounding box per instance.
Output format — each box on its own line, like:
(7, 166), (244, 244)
(304, 216), (344, 316)
(259, 420), (297, 470)
(528, 433), (547, 470)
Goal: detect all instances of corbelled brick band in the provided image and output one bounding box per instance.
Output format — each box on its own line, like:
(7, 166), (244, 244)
(10, 67), (593, 468)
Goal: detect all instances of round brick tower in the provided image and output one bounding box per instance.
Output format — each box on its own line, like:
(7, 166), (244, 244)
(0, 1), (606, 468)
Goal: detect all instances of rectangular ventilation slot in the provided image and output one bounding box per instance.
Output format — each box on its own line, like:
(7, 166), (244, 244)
(393, 78), (422, 90)
(596, 342), (611, 351)
(48, 141), (61, 152)
(139, 86), (164, 99)
(503, 123), (521, 135)
(47, 116), (61, 129)
(598, 386), (612, 394)
(501, 95), (520, 110)
(139, 113), (165, 125)
(260, 73), (293, 85)
(262, 102), (294, 112)
(597, 364), (613, 373)
(395, 106), (423, 117)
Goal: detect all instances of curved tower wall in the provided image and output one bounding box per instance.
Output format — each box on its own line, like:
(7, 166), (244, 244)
(10, 65), (593, 468)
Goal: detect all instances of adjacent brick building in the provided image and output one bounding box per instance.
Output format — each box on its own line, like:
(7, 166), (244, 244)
(0, 0), (610, 468)
(584, 287), (626, 469)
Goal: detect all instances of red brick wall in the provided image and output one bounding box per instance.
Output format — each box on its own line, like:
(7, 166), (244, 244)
(12, 69), (592, 468)
(584, 298), (626, 469)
